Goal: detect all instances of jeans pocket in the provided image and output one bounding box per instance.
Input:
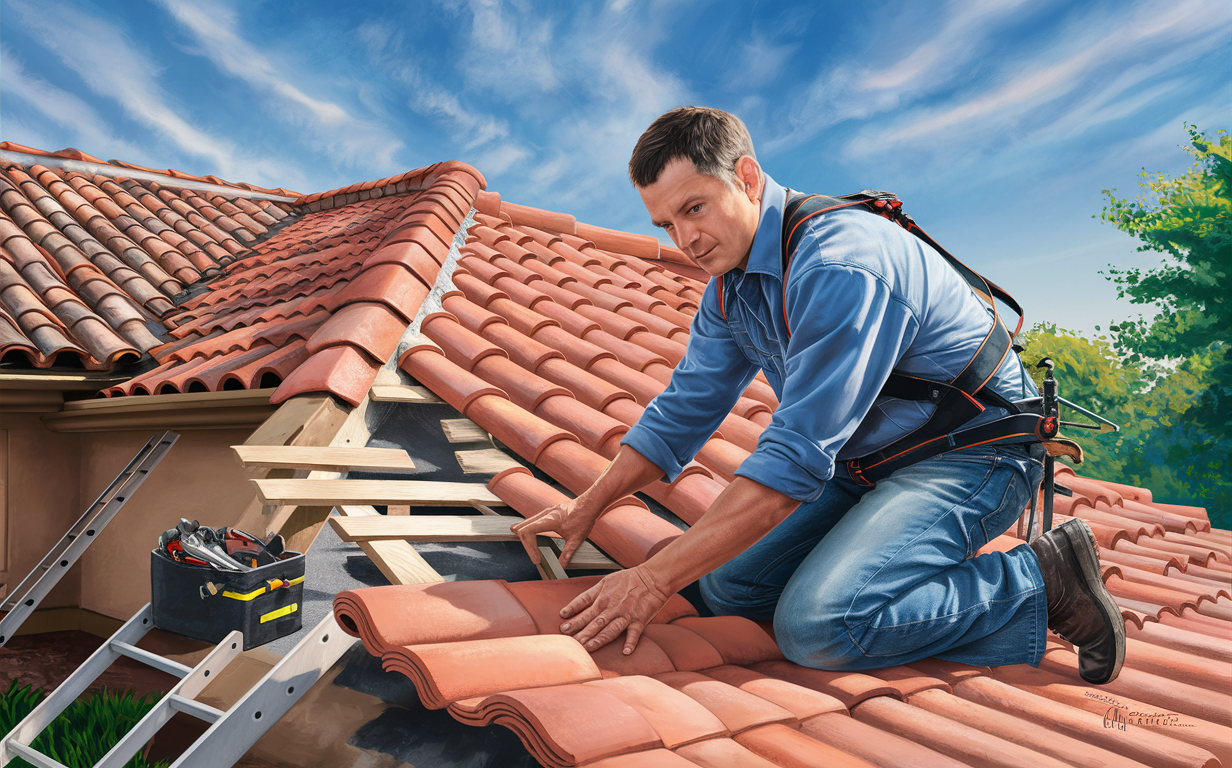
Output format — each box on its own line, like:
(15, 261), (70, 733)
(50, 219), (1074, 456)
(976, 469), (1032, 555)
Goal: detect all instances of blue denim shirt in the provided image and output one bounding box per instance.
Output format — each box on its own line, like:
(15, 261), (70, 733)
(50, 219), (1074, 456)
(621, 174), (1036, 502)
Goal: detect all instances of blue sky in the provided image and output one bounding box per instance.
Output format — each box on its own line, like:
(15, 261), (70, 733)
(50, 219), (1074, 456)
(2, 0), (1229, 336)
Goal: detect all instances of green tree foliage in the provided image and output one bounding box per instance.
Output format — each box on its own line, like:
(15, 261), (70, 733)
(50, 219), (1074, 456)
(1018, 125), (1230, 530)
(1018, 324), (1227, 530)
(1101, 125), (1231, 439)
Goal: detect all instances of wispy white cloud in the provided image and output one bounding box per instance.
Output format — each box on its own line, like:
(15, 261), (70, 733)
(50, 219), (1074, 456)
(0, 45), (147, 160)
(842, 0), (1229, 163)
(457, 0), (559, 98)
(767, 0), (1036, 152)
(442, 0), (689, 224)
(151, 0), (404, 171)
(726, 31), (799, 92)
(5, 0), (254, 177)
(356, 19), (525, 167)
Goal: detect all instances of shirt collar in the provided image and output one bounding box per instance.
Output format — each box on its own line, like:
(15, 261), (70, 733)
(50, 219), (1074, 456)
(740, 173), (787, 279)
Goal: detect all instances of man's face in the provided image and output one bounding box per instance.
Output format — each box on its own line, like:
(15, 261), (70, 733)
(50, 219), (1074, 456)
(638, 156), (762, 276)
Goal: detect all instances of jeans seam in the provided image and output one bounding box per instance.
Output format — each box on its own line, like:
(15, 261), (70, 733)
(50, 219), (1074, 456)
(850, 586), (1045, 658)
(977, 473), (1022, 555)
(843, 457), (1000, 655)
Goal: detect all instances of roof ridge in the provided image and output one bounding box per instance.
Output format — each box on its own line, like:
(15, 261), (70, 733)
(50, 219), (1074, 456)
(0, 141), (299, 198)
(295, 161), (487, 212)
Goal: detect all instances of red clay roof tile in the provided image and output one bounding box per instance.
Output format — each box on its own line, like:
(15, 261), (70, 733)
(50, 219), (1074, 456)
(452, 683), (661, 767)
(801, 711), (973, 768)
(944, 674), (1216, 768)
(399, 348), (508, 413)
(653, 672), (798, 734)
(466, 394), (579, 462)
(395, 634), (604, 710)
(639, 624), (726, 673)
(583, 676), (729, 748)
(270, 342), (375, 406)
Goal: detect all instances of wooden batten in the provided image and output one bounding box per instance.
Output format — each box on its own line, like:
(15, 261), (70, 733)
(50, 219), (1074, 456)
(455, 448), (522, 475)
(369, 384), (443, 404)
(440, 419), (488, 444)
(328, 514), (618, 571)
(335, 505), (444, 585)
(232, 445), (416, 473)
(253, 479), (506, 507)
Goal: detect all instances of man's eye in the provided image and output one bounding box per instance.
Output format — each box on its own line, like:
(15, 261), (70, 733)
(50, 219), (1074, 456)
(690, 204), (703, 214)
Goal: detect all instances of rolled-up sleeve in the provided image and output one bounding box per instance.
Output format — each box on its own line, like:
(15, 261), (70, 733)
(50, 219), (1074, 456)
(734, 263), (919, 501)
(621, 278), (757, 481)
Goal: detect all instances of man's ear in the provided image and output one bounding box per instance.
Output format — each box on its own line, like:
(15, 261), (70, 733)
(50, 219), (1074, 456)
(734, 156), (762, 203)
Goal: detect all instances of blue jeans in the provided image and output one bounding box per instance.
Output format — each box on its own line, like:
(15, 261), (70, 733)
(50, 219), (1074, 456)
(700, 442), (1049, 670)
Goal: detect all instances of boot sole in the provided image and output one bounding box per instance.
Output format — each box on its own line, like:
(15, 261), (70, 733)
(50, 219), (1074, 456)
(1058, 519), (1126, 684)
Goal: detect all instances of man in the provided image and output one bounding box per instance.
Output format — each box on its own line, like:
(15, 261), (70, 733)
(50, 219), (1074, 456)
(513, 107), (1125, 685)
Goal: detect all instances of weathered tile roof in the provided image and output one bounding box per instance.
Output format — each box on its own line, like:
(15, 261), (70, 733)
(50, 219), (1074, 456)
(102, 162), (483, 403)
(0, 145), (298, 370)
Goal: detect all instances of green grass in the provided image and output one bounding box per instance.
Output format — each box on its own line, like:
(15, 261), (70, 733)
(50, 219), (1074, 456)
(1, 679), (169, 768)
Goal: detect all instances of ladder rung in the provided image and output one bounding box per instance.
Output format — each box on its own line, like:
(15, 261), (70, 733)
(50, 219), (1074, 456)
(110, 641), (193, 678)
(168, 694), (225, 723)
(8, 741), (70, 768)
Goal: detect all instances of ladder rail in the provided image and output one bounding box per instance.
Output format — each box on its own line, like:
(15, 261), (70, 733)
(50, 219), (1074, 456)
(0, 606), (158, 764)
(171, 613), (355, 768)
(0, 432), (178, 644)
(7, 740), (71, 768)
(93, 631), (244, 768)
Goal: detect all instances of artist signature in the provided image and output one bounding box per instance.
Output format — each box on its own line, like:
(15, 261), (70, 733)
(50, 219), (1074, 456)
(1084, 691), (1193, 729)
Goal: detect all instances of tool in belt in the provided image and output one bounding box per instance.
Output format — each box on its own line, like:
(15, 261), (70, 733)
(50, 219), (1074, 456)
(715, 189), (1077, 487)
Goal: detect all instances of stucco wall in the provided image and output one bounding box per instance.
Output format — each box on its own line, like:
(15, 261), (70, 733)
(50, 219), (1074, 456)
(0, 412), (82, 611)
(77, 428), (259, 620)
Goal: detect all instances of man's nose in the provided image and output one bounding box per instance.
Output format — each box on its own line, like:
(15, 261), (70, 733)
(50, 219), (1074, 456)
(677, 222), (700, 250)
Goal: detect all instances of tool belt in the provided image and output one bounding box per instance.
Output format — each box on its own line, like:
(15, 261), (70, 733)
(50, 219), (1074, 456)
(718, 189), (1060, 487)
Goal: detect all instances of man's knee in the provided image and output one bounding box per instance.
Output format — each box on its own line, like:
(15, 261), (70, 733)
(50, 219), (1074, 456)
(773, 613), (872, 671)
(771, 587), (874, 671)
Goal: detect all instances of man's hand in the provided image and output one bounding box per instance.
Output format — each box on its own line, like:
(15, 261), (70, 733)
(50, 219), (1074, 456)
(510, 494), (604, 568)
(559, 567), (671, 655)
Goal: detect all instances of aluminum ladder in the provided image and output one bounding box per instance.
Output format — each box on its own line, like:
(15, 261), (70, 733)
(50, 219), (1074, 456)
(0, 432), (179, 647)
(1, 605), (354, 766)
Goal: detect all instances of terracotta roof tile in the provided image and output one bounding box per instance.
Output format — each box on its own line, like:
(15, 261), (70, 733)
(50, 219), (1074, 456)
(799, 712), (973, 768)
(735, 723), (879, 767)
(673, 737), (785, 768)
(88, 164), (481, 401)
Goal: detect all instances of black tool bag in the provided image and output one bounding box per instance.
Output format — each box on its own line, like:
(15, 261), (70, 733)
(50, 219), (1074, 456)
(150, 547), (305, 650)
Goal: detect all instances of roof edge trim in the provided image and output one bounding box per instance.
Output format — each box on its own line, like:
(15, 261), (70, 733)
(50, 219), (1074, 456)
(0, 150), (299, 202)
(41, 387), (277, 433)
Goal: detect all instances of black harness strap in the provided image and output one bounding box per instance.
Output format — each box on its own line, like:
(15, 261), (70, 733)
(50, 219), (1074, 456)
(715, 188), (1052, 486)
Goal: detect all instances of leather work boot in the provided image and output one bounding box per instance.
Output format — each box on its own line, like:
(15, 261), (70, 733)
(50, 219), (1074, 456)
(1029, 519), (1126, 684)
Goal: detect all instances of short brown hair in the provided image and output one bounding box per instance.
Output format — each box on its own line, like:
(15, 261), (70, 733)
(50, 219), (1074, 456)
(628, 106), (756, 188)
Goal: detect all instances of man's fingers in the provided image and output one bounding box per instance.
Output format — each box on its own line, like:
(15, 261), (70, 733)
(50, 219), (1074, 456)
(560, 587), (597, 623)
(581, 615), (628, 651)
(558, 539), (582, 569)
(622, 622), (645, 655)
(514, 527), (541, 565)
